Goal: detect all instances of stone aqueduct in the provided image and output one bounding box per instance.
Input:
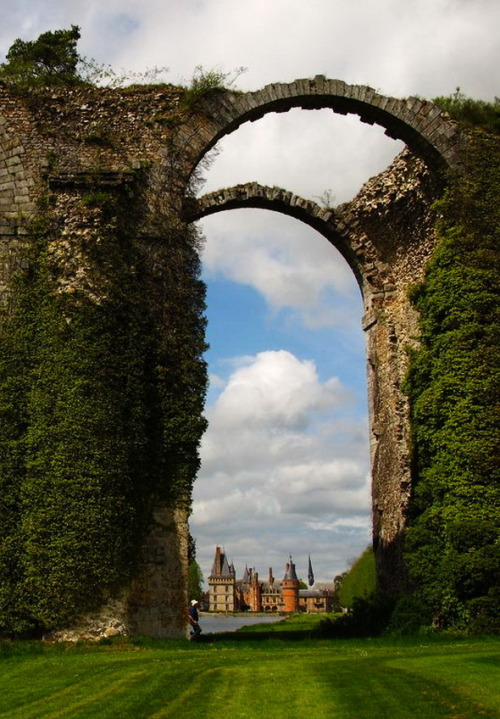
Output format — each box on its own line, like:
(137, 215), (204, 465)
(0, 78), (462, 637)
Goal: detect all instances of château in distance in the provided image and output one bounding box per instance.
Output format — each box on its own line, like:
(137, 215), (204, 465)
(208, 546), (332, 613)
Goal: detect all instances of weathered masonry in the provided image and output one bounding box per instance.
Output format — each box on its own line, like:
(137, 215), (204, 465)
(0, 78), (462, 638)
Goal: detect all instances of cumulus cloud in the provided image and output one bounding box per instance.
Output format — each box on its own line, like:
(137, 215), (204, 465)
(200, 209), (362, 330)
(191, 350), (371, 581)
(211, 350), (344, 429)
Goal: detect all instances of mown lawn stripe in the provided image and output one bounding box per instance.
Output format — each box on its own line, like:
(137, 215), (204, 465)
(0, 636), (498, 718)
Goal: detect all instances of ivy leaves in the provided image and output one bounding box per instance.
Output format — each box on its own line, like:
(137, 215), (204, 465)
(403, 131), (500, 632)
(0, 189), (207, 635)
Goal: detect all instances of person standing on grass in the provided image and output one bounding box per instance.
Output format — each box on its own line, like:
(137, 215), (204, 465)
(188, 599), (202, 640)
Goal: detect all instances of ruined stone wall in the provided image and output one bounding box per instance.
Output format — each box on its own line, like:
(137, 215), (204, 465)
(0, 93), (39, 313)
(0, 85), (184, 309)
(0, 85), (195, 639)
(337, 151), (441, 592)
(0, 80), (460, 635)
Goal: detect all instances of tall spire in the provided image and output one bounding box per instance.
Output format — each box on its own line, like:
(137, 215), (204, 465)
(307, 555), (315, 587)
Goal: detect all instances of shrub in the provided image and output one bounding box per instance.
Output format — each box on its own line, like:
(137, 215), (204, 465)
(434, 89), (500, 135)
(316, 595), (394, 638)
(337, 546), (376, 609)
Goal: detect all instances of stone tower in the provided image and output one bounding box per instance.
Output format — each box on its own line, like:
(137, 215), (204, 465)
(247, 568), (262, 613)
(208, 546), (236, 612)
(282, 556), (300, 613)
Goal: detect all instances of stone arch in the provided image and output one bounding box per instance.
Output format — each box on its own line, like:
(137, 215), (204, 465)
(184, 150), (440, 598)
(184, 182), (369, 291)
(0, 80), (460, 634)
(174, 77), (461, 184)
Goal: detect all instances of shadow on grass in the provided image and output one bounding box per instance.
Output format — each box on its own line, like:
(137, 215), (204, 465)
(197, 629), (317, 643)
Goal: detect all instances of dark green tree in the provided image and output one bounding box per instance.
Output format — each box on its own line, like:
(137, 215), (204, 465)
(0, 26), (83, 88)
(337, 547), (376, 609)
(187, 534), (204, 602)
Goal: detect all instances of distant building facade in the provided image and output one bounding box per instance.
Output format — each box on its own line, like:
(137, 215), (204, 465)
(207, 547), (332, 613)
(208, 546), (236, 612)
(298, 590), (331, 613)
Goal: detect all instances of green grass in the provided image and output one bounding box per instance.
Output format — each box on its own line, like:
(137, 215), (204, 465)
(235, 612), (325, 634)
(1, 622), (499, 718)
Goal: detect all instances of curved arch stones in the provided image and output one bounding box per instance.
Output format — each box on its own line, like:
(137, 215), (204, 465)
(0, 78), (464, 636)
(179, 79), (461, 600)
(185, 183), (366, 291)
(174, 76), (461, 180)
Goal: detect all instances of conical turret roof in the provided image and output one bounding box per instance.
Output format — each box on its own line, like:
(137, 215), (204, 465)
(283, 555), (298, 581)
(210, 546), (233, 577)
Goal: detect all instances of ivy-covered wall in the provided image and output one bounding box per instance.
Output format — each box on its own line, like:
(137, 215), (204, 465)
(400, 129), (500, 633)
(0, 74), (497, 638)
(0, 86), (208, 638)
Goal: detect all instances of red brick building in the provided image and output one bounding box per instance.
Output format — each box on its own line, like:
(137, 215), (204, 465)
(208, 547), (332, 613)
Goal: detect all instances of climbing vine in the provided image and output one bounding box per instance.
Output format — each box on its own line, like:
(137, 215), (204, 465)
(0, 183), (207, 635)
(401, 128), (500, 633)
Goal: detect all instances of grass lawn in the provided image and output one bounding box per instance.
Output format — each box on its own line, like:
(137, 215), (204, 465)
(1, 617), (499, 718)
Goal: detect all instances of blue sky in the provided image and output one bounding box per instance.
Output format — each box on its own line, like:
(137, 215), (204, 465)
(196, 206), (372, 582)
(1, 0), (498, 584)
(202, 240), (366, 404)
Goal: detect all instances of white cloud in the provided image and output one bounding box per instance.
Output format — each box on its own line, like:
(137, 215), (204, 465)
(208, 372), (225, 389)
(200, 209), (362, 329)
(191, 350), (370, 580)
(211, 350), (343, 429)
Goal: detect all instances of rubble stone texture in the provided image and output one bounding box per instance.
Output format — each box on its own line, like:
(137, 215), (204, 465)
(0, 78), (462, 636)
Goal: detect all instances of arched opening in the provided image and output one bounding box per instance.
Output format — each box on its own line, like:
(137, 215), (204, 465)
(190, 207), (371, 586)
(199, 109), (405, 206)
(180, 79), (452, 596)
